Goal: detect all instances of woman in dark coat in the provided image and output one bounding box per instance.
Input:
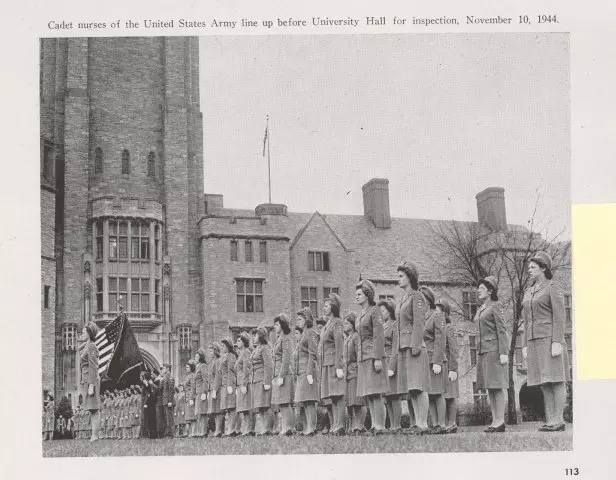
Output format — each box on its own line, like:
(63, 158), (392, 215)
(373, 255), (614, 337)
(343, 312), (366, 434)
(394, 262), (430, 434)
(183, 360), (197, 437)
(421, 286), (447, 434)
(208, 343), (222, 437)
(194, 348), (209, 437)
(235, 333), (253, 436)
(319, 294), (346, 435)
(251, 327), (274, 435)
(294, 307), (319, 435)
(355, 280), (389, 433)
(522, 251), (570, 432)
(220, 338), (238, 437)
(436, 298), (459, 433)
(474, 276), (509, 433)
(80, 321), (101, 441)
(272, 314), (295, 436)
(379, 298), (403, 432)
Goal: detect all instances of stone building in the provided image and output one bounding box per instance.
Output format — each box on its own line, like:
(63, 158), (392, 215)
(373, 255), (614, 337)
(40, 37), (572, 416)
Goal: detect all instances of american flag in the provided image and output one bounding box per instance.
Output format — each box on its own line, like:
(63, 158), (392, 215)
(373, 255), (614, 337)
(95, 314), (124, 375)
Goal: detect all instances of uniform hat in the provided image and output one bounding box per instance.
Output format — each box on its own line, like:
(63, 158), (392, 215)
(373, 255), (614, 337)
(239, 332), (251, 348)
(480, 276), (498, 294)
(196, 347), (207, 363)
(355, 279), (376, 305)
(221, 338), (234, 354)
(297, 306), (315, 328)
(274, 313), (291, 334)
(256, 326), (269, 344)
(435, 298), (451, 316)
(377, 298), (396, 320)
(530, 251), (553, 279)
(343, 312), (357, 329)
(325, 293), (341, 315)
(211, 342), (222, 356)
(398, 261), (419, 284)
(419, 286), (436, 308)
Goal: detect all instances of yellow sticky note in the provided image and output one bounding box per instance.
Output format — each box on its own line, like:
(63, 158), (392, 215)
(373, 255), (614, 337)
(572, 203), (616, 380)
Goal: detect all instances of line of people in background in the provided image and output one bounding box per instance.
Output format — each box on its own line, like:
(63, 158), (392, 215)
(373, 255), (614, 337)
(45, 252), (568, 440)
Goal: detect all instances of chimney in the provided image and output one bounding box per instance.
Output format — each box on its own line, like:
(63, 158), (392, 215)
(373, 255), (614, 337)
(203, 194), (223, 215)
(475, 187), (507, 233)
(362, 178), (391, 229)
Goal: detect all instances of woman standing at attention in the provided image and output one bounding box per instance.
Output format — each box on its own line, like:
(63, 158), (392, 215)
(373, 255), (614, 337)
(319, 294), (346, 435)
(343, 312), (366, 434)
(355, 280), (389, 434)
(379, 297), (403, 433)
(183, 360), (197, 437)
(251, 327), (274, 436)
(220, 339), (238, 437)
(272, 314), (295, 436)
(294, 307), (319, 436)
(235, 332), (253, 436)
(208, 343), (223, 437)
(522, 251), (570, 432)
(80, 321), (101, 442)
(395, 262), (431, 435)
(194, 348), (209, 437)
(436, 298), (459, 434)
(475, 276), (509, 433)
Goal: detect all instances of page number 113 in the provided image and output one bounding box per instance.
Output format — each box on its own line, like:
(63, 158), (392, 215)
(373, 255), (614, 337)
(565, 468), (579, 476)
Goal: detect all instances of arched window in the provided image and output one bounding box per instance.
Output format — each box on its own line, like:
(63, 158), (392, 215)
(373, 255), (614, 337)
(94, 147), (103, 174)
(62, 324), (77, 351)
(178, 326), (192, 350)
(147, 151), (156, 178)
(121, 149), (130, 174)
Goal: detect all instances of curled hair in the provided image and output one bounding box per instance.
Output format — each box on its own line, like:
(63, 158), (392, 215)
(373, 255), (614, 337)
(256, 327), (269, 345)
(324, 297), (340, 318)
(397, 264), (419, 290)
(419, 286), (436, 310)
(355, 281), (376, 306)
(85, 322), (99, 342)
(239, 332), (251, 348)
(196, 348), (206, 364)
(530, 259), (553, 280)
(274, 313), (291, 334)
(377, 299), (396, 321)
(479, 280), (499, 301)
(211, 342), (221, 358)
(343, 312), (357, 330)
(187, 359), (196, 373)
(297, 307), (315, 329)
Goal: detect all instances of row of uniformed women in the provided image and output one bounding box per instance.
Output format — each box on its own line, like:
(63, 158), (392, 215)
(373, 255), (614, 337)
(99, 386), (143, 439)
(73, 408), (92, 439)
(41, 396), (55, 440)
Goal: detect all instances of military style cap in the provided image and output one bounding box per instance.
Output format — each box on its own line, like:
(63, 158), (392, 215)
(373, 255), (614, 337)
(480, 276), (499, 294)
(398, 261), (419, 283)
(435, 297), (451, 315)
(531, 251), (552, 271)
(326, 292), (341, 312)
(355, 279), (376, 301)
(419, 286), (435, 306)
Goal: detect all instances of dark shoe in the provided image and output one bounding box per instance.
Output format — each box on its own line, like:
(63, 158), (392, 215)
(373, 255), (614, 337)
(445, 425), (458, 434)
(389, 427), (402, 434)
(484, 425), (495, 433)
(302, 430), (316, 436)
(488, 423), (506, 433)
(373, 428), (387, 435)
(406, 426), (421, 435)
(330, 428), (345, 436)
(541, 422), (565, 432)
(430, 426), (447, 435)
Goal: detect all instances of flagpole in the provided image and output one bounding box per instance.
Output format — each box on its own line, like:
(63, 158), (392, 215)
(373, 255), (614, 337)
(267, 115), (272, 203)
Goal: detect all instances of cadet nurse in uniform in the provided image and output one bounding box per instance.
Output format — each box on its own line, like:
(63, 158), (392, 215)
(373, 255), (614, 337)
(355, 280), (389, 434)
(379, 298), (403, 432)
(184, 360), (197, 437)
(475, 276), (509, 433)
(294, 307), (319, 435)
(235, 332), (253, 436)
(80, 321), (101, 442)
(343, 312), (366, 434)
(522, 251), (570, 432)
(320, 294), (346, 435)
(194, 348), (209, 437)
(436, 298), (459, 433)
(208, 343), (223, 437)
(272, 314), (295, 436)
(251, 327), (274, 435)
(220, 339), (238, 437)
(395, 262), (431, 434)
(421, 286), (447, 434)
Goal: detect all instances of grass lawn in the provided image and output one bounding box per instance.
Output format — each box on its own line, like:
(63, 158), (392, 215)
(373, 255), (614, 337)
(43, 422), (571, 456)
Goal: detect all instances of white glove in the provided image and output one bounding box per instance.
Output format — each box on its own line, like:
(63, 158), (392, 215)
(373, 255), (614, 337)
(189, 400), (194, 406)
(277, 377), (284, 386)
(522, 347), (528, 360)
(167, 402), (172, 407)
(551, 342), (563, 357)
(448, 371), (458, 382)
(200, 393), (206, 401)
(212, 390), (217, 399)
(88, 384), (94, 396)
(387, 369), (394, 378)
(307, 375), (314, 385)
(336, 369), (344, 379)
(264, 384), (270, 391)
(432, 364), (442, 375)
(241, 386), (247, 395)
(499, 354), (508, 365)
(227, 386), (233, 395)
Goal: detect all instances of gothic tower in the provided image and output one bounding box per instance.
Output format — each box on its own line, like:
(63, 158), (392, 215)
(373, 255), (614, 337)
(40, 37), (204, 401)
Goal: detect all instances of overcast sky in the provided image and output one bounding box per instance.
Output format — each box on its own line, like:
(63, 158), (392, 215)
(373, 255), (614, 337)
(199, 33), (570, 239)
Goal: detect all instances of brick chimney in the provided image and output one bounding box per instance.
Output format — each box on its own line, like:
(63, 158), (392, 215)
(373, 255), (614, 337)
(476, 187), (507, 233)
(362, 178), (391, 229)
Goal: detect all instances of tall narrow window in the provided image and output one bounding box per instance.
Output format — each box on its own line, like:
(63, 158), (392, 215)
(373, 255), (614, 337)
(43, 143), (53, 182)
(155, 279), (160, 313)
(96, 278), (103, 312)
(95, 147), (103, 174)
(154, 224), (160, 261)
(147, 151), (156, 178)
(131, 221), (150, 260)
(259, 241), (267, 262)
(462, 291), (478, 321)
(230, 240), (238, 261)
(44, 285), (50, 309)
(109, 221), (118, 259)
(308, 251), (330, 272)
(301, 287), (318, 318)
(121, 149), (130, 174)
(109, 277), (118, 311)
(96, 221), (103, 260)
(62, 324), (77, 351)
(118, 222), (128, 259)
(130, 277), (150, 312)
(469, 335), (477, 366)
(245, 241), (253, 262)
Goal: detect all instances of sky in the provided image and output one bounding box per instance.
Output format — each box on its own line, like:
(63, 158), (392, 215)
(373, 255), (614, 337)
(199, 33), (570, 239)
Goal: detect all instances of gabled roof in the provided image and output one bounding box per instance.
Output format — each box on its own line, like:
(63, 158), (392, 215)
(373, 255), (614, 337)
(290, 211), (348, 251)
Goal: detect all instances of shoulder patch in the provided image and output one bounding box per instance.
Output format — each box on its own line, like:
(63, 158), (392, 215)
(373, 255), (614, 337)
(416, 300), (424, 307)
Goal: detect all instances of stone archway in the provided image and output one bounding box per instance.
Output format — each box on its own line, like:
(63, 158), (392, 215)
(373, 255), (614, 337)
(519, 383), (545, 422)
(140, 348), (161, 373)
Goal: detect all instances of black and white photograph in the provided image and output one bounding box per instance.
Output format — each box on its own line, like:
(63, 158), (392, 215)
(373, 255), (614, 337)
(39, 33), (573, 457)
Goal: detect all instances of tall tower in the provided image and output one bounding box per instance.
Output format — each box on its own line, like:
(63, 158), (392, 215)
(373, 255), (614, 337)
(39, 37), (204, 401)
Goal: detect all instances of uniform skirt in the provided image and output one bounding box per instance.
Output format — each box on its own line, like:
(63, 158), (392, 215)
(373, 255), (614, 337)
(251, 381), (272, 410)
(236, 384), (252, 413)
(397, 348), (430, 392)
(176, 407), (185, 425)
(272, 374), (294, 405)
(385, 355), (404, 397)
(221, 386), (236, 410)
(527, 337), (571, 386)
(476, 351), (509, 389)
(184, 398), (196, 421)
(346, 376), (363, 407)
(320, 365), (346, 399)
(132, 410), (141, 427)
(207, 390), (220, 414)
(443, 363), (459, 399)
(357, 358), (389, 397)
(426, 351), (447, 395)
(195, 392), (208, 416)
(294, 373), (319, 403)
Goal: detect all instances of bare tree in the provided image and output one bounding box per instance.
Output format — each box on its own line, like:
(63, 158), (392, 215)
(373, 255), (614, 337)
(427, 201), (571, 424)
